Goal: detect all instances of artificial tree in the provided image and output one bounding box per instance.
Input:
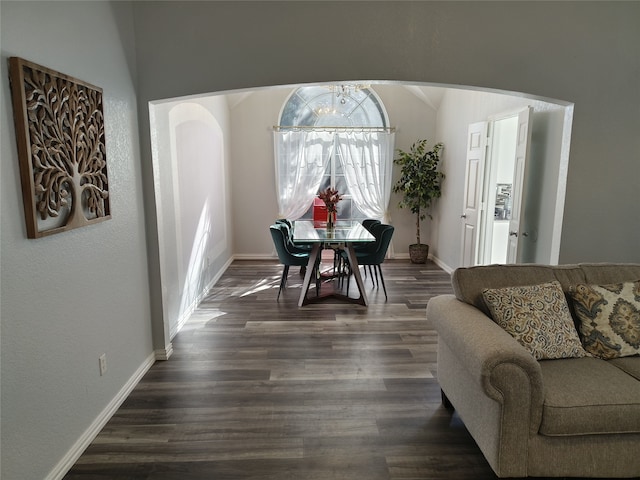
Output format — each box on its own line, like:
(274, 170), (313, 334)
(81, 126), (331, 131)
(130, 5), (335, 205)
(392, 139), (444, 263)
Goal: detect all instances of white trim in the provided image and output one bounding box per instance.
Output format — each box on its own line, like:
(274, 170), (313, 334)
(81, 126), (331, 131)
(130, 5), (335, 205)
(233, 253), (277, 261)
(170, 255), (235, 339)
(390, 253), (454, 275)
(430, 255), (455, 274)
(233, 252), (454, 275)
(45, 352), (156, 480)
(154, 344), (174, 361)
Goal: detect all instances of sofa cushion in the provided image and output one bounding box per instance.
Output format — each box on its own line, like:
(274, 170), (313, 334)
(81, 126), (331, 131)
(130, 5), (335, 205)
(579, 264), (640, 285)
(608, 356), (640, 381)
(451, 263), (640, 317)
(482, 281), (589, 360)
(539, 357), (640, 436)
(452, 264), (586, 316)
(569, 280), (640, 359)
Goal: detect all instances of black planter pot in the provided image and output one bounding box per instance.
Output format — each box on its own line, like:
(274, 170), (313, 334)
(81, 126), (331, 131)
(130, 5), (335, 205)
(409, 244), (429, 264)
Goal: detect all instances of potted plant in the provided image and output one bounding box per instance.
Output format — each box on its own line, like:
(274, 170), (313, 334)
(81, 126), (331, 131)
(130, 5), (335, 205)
(392, 139), (444, 264)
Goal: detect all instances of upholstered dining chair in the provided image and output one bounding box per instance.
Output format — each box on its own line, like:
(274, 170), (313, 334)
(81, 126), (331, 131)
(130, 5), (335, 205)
(335, 221), (381, 279)
(342, 224), (395, 301)
(354, 221), (384, 254)
(275, 218), (314, 276)
(362, 219), (381, 232)
(270, 224), (311, 300)
(275, 219), (311, 254)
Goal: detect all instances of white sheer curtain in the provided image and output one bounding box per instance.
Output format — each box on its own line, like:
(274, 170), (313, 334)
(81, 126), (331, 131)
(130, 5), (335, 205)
(273, 130), (334, 219)
(336, 131), (395, 221)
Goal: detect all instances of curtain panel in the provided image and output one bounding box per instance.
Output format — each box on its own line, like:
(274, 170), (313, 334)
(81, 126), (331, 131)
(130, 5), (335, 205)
(274, 130), (394, 221)
(335, 132), (395, 222)
(273, 130), (333, 219)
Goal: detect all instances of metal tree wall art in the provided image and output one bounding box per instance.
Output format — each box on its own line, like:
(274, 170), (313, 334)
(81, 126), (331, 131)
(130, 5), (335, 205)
(8, 57), (110, 238)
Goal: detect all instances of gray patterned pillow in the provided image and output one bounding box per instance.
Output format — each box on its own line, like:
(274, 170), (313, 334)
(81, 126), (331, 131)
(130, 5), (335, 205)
(482, 281), (589, 360)
(569, 280), (640, 359)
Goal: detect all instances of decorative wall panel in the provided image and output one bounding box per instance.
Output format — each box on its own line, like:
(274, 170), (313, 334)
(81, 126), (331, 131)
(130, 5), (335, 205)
(8, 57), (110, 238)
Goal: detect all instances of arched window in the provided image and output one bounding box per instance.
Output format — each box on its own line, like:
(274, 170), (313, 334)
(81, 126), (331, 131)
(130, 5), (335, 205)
(274, 85), (395, 222)
(281, 85), (388, 129)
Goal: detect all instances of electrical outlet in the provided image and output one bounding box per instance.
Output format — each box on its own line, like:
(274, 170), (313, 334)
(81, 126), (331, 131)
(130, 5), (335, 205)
(99, 353), (107, 376)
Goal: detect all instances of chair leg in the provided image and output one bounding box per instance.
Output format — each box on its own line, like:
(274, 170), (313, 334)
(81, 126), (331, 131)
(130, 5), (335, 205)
(332, 249), (341, 277)
(277, 265), (289, 300)
(339, 254), (348, 288)
(377, 264), (387, 301)
(314, 256), (322, 294)
(345, 263), (352, 296)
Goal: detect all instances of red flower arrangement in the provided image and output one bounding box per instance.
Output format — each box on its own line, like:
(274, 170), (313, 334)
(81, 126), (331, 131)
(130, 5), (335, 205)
(318, 187), (342, 213)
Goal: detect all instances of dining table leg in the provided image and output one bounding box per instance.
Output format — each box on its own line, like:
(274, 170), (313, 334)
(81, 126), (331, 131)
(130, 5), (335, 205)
(344, 243), (369, 306)
(298, 242), (321, 307)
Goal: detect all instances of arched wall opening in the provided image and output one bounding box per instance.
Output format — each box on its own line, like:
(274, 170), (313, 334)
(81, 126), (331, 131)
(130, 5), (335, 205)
(148, 80), (574, 352)
(131, 2), (639, 357)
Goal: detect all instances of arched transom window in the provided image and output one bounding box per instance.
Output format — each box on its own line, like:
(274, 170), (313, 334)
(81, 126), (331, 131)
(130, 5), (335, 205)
(280, 85), (389, 129)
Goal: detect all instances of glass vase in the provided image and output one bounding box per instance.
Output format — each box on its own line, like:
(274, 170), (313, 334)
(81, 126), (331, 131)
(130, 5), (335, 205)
(327, 211), (336, 229)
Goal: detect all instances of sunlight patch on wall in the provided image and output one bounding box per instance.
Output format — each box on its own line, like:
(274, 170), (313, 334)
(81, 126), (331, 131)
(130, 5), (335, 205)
(169, 102), (227, 335)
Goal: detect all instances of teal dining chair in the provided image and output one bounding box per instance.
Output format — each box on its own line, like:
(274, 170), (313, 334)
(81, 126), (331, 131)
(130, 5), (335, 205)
(275, 219), (312, 254)
(342, 224), (395, 301)
(362, 219), (381, 232)
(269, 224), (312, 300)
(276, 218), (313, 275)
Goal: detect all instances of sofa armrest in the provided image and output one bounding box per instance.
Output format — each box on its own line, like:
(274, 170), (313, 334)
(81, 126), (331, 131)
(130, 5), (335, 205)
(427, 294), (545, 433)
(428, 294), (547, 476)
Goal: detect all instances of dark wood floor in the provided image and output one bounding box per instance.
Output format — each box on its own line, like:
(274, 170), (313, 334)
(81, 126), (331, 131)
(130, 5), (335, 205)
(64, 259), (607, 480)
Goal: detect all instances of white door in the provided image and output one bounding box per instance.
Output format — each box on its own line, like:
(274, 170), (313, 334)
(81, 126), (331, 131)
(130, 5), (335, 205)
(460, 122), (488, 267)
(506, 107), (533, 263)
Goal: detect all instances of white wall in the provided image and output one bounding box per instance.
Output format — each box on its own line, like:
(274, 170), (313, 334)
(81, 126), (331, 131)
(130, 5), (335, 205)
(229, 87), (292, 256)
(224, 83), (567, 267)
(1, 2), (153, 479)
(150, 96), (233, 342)
(433, 88), (569, 270)
(375, 84), (438, 253)
(228, 84), (438, 258)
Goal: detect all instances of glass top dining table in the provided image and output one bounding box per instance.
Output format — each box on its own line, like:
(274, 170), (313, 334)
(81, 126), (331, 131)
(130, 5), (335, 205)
(291, 220), (375, 307)
(292, 220), (376, 244)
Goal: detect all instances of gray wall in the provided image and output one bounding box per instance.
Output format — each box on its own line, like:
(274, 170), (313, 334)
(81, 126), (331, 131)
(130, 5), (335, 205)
(1, 1), (639, 479)
(1, 2), (153, 479)
(132, 1), (640, 267)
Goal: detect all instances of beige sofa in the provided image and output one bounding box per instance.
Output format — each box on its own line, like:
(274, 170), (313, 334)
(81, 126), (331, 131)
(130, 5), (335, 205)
(427, 263), (640, 478)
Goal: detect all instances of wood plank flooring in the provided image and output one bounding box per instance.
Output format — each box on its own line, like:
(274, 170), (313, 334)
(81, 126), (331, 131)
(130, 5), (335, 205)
(64, 259), (611, 479)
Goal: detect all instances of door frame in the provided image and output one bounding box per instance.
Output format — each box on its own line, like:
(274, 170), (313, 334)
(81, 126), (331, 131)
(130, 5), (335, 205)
(466, 107), (532, 266)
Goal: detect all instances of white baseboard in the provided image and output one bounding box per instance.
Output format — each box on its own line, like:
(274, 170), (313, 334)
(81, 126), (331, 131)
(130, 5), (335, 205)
(155, 343), (174, 360)
(232, 253), (275, 260)
(430, 255), (455, 274)
(170, 256), (236, 340)
(46, 352), (156, 480)
(388, 252), (455, 275)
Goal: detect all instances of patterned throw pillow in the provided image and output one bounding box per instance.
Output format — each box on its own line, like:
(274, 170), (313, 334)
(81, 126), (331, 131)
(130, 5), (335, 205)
(482, 281), (589, 360)
(569, 280), (640, 359)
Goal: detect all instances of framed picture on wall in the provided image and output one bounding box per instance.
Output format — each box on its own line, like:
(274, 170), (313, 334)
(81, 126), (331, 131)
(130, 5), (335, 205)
(8, 57), (111, 238)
